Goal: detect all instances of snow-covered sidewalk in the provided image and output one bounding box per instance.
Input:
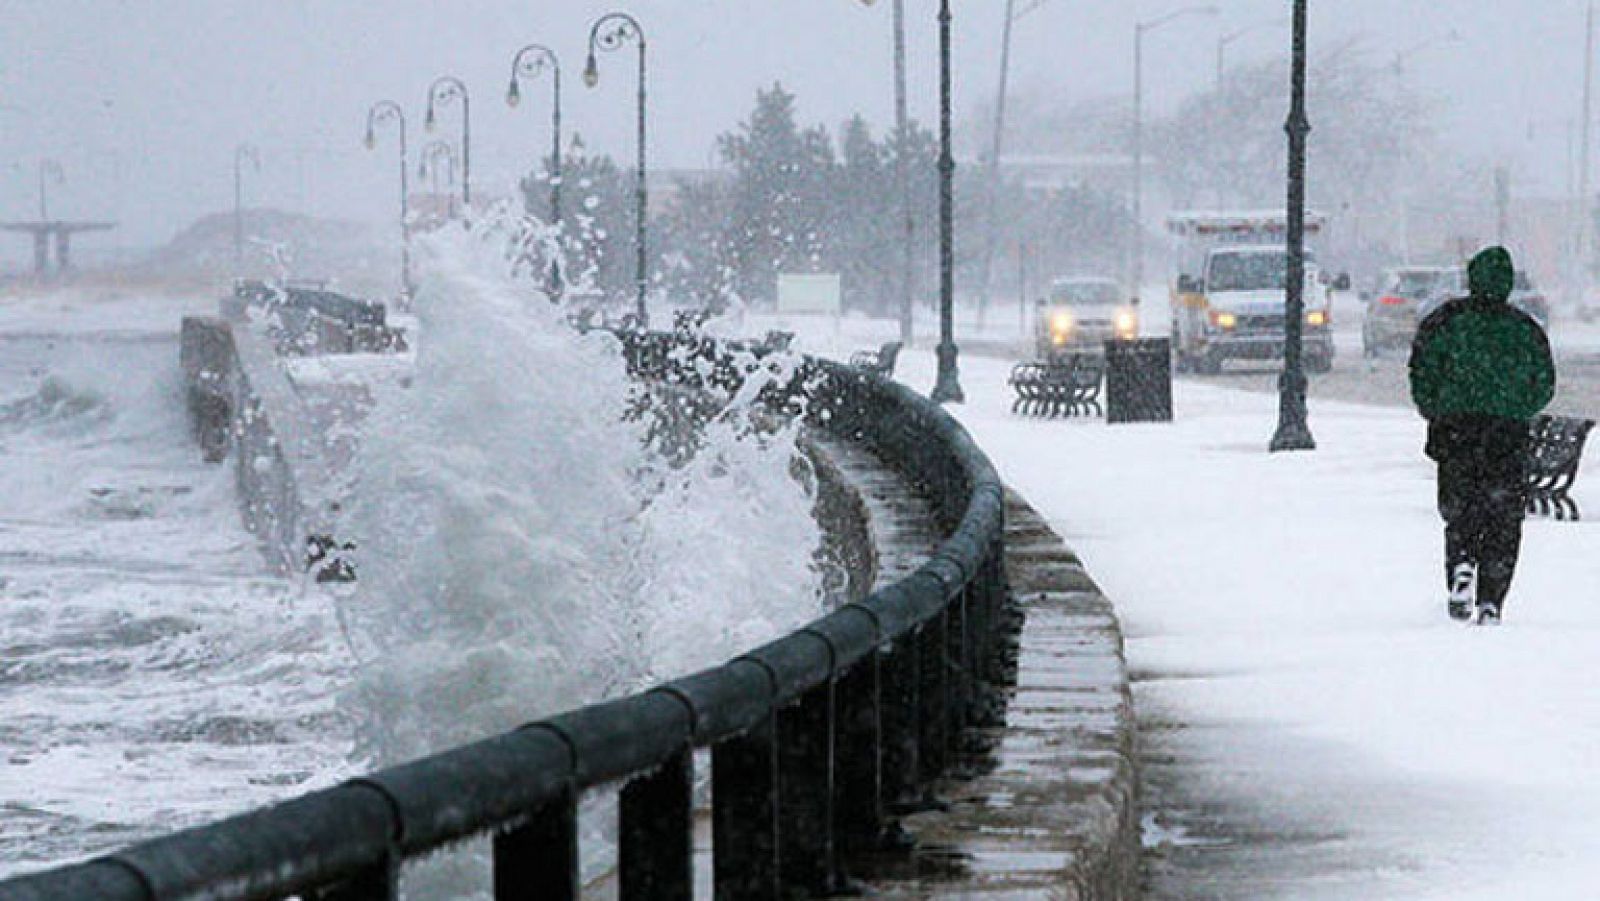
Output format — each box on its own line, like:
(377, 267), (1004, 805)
(890, 348), (1600, 898)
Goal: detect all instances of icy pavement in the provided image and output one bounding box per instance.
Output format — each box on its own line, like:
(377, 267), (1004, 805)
(0, 294), (355, 877)
(876, 347), (1600, 899)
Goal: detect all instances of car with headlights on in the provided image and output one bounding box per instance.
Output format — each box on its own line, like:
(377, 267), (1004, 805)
(1034, 276), (1138, 360)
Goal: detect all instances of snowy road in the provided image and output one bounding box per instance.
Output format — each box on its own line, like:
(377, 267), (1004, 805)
(880, 346), (1600, 899)
(0, 297), (354, 877)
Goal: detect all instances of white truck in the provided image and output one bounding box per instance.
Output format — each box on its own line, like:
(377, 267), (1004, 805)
(1165, 210), (1337, 374)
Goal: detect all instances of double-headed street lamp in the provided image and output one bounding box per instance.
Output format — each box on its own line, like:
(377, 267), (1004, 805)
(931, 0), (964, 403)
(584, 12), (649, 329)
(856, 0), (914, 345)
(1270, 0), (1314, 452)
(508, 43), (563, 228)
(1132, 5), (1217, 306)
(364, 100), (412, 299)
(234, 143), (259, 270)
(425, 76), (471, 209)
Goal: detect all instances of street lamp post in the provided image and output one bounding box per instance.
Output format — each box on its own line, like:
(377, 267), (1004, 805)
(931, 0), (964, 403)
(364, 100), (412, 299)
(234, 144), (259, 270)
(585, 12), (649, 329)
(856, 0), (913, 345)
(1270, 0), (1315, 452)
(1577, 2), (1594, 315)
(425, 76), (471, 209)
(509, 42), (565, 298)
(974, 0), (1018, 331)
(508, 43), (563, 227)
(1132, 6), (1217, 306)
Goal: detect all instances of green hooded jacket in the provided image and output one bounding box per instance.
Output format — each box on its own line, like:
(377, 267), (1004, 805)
(1408, 248), (1554, 422)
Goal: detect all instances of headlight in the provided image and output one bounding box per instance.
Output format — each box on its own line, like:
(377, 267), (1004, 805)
(1307, 309), (1328, 327)
(1211, 311), (1237, 329)
(1049, 312), (1074, 343)
(1114, 309), (1137, 335)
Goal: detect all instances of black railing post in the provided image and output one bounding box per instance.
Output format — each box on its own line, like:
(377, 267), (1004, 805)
(493, 787), (579, 901)
(619, 746), (692, 900)
(833, 654), (885, 852)
(777, 682), (837, 894)
(879, 638), (921, 809)
(917, 617), (950, 780)
(949, 587), (972, 751)
(972, 546), (1007, 727)
(712, 717), (780, 900)
(969, 561), (995, 686)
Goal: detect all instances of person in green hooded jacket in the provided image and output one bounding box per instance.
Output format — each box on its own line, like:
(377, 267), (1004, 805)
(1408, 246), (1554, 624)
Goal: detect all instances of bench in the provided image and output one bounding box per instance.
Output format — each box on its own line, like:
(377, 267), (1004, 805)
(1526, 414), (1594, 520)
(1008, 353), (1106, 418)
(849, 341), (902, 378)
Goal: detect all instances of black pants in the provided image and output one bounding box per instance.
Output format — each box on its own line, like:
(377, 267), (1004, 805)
(1429, 416), (1529, 608)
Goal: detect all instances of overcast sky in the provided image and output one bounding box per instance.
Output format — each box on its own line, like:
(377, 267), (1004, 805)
(1, 0), (1593, 252)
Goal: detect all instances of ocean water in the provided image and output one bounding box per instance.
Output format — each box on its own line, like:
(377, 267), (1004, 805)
(0, 330), (356, 877)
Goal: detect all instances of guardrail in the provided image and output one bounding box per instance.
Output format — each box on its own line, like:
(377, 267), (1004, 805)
(179, 316), (344, 577)
(0, 329), (1009, 900)
(229, 280), (403, 355)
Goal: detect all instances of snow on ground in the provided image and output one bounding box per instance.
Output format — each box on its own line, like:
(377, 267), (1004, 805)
(0, 292), (356, 877)
(747, 304), (1600, 897)
(888, 346), (1600, 898)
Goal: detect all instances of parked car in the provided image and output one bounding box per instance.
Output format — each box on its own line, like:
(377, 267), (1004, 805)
(1362, 266), (1446, 356)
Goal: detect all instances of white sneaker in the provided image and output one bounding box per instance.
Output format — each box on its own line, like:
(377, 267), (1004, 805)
(1448, 562), (1477, 622)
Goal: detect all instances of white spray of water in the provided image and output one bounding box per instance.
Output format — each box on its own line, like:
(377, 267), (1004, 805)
(337, 217), (824, 771)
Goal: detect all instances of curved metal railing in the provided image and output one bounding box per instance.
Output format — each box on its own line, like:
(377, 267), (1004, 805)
(0, 331), (1010, 900)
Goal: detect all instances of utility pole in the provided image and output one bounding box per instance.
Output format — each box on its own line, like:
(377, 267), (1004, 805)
(1018, 240), (1030, 338)
(1577, 2), (1595, 313)
(1494, 165), (1511, 245)
(893, 0), (913, 345)
(974, 0), (1018, 330)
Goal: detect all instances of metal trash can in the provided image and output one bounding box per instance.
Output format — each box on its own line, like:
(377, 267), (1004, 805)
(1104, 337), (1173, 423)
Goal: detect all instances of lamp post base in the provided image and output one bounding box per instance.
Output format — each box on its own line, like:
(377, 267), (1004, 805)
(931, 342), (965, 404)
(1269, 367), (1315, 452)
